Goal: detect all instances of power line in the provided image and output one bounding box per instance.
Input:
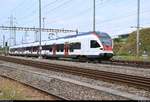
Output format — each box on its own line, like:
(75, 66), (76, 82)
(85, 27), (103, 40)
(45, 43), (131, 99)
(11, 0), (27, 13)
(42, 0), (60, 9)
(44, 0), (111, 32)
(45, 0), (73, 14)
(95, 9), (150, 27)
(14, 0), (38, 21)
(11, 0), (37, 19)
(45, 0), (105, 25)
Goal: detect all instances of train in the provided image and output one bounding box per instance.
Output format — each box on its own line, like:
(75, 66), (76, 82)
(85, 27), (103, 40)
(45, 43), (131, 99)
(9, 31), (114, 61)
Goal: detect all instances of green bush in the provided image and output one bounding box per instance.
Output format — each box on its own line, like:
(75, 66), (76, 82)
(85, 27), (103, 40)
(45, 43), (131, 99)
(113, 28), (150, 56)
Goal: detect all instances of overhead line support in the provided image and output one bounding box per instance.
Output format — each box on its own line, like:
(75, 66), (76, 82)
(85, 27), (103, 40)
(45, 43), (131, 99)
(136, 0), (140, 57)
(39, 0), (42, 59)
(93, 0), (96, 32)
(0, 26), (76, 33)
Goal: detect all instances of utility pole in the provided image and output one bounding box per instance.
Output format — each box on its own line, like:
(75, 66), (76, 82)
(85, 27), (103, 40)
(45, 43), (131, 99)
(137, 0), (140, 57)
(3, 35), (5, 48)
(9, 15), (13, 47)
(8, 15), (16, 47)
(93, 0), (96, 32)
(24, 30), (28, 43)
(22, 36), (24, 44)
(39, 0), (42, 59)
(3, 35), (5, 55)
(34, 31), (39, 42)
(43, 17), (45, 29)
(14, 24), (16, 46)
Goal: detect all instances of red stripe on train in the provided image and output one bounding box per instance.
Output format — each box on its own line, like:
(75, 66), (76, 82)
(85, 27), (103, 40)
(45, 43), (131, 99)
(103, 45), (113, 51)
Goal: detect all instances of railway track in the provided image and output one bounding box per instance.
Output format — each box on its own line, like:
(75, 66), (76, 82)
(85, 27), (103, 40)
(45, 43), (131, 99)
(35, 56), (150, 69)
(106, 60), (150, 69)
(0, 56), (150, 90)
(8, 55), (150, 68)
(58, 58), (150, 68)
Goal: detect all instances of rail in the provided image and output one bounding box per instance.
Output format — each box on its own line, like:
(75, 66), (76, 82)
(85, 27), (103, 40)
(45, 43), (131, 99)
(0, 56), (149, 90)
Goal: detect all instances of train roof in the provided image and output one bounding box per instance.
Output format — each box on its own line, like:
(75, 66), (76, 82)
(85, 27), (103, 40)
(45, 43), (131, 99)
(47, 31), (110, 40)
(10, 31), (111, 49)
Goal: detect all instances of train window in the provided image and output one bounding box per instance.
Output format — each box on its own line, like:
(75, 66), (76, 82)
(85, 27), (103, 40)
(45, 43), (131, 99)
(57, 49), (60, 52)
(10, 49), (15, 52)
(26, 47), (32, 51)
(50, 48), (52, 52)
(42, 45), (53, 51)
(33, 46), (38, 52)
(69, 42), (81, 50)
(69, 43), (73, 51)
(42, 45), (48, 50)
(73, 42), (81, 49)
(56, 44), (64, 52)
(91, 40), (100, 48)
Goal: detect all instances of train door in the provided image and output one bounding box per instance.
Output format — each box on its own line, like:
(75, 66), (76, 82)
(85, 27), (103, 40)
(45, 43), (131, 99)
(64, 43), (69, 56)
(52, 44), (56, 56)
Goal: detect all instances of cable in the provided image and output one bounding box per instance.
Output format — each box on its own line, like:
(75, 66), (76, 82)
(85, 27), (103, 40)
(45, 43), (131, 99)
(12, 0), (36, 16)
(45, 0), (73, 14)
(96, 9), (150, 27)
(45, 0), (107, 25)
(13, 0), (38, 20)
(16, 0), (38, 23)
(42, 0), (60, 9)
(11, 0), (27, 13)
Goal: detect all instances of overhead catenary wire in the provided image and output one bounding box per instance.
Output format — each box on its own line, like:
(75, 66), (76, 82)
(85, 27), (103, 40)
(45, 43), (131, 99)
(42, 0), (60, 9)
(44, 0), (107, 25)
(75, 8), (150, 29)
(11, 0), (27, 13)
(44, 0), (135, 33)
(45, 0), (74, 15)
(95, 9), (150, 27)
(45, 0), (134, 26)
(16, 1), (38, 21)
(11, 0), (36, 16)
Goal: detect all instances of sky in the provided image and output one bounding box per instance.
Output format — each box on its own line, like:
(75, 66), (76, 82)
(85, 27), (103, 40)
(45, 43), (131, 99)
(0, 0), (150, 46)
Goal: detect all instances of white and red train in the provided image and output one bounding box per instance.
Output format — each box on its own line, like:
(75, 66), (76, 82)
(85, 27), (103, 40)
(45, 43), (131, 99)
(9, 31), (113, 60)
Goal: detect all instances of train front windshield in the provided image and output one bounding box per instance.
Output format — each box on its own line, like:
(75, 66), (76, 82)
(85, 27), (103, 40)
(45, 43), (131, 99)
(97, 32), (112, 47)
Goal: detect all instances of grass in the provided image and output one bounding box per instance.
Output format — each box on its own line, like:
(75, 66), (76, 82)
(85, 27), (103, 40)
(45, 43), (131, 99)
(0, 77), (56, 100)
(0, 80), (25, 100)
(113, 56), (150, 62)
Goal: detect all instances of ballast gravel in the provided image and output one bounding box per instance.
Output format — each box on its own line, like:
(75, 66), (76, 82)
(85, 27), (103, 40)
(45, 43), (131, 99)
(10, 56), (150, 78)
(0, 63), (125, 100)
(0, 60), (150, 100)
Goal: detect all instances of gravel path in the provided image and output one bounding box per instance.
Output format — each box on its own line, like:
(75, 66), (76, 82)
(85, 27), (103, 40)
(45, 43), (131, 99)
(0, 60), (150, 100)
